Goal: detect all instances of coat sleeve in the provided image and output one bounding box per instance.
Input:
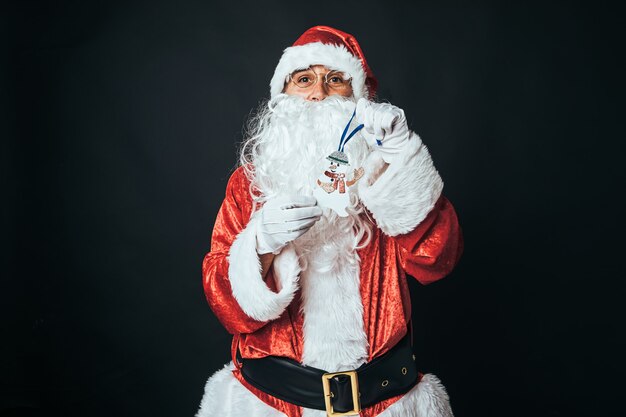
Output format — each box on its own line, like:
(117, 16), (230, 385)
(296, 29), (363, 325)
(202, 167), (300, 335)
(357, 132), (463, 283)
(394, 195), (464, 284)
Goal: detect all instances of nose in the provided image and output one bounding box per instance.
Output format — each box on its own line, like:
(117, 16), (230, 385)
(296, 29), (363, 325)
(306, 79), (329, 101)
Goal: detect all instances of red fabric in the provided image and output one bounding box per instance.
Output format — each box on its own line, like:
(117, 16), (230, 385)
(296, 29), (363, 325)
(292, 25), (378, 98)
(202, 166), (464, 417)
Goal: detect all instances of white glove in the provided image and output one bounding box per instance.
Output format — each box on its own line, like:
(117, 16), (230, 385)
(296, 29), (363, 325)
(356, 98), (411, 163)
(256, 195), (323, 255)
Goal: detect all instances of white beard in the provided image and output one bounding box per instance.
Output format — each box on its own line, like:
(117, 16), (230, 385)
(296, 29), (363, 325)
(240, 94), (372, 375)
(242, 93), (373, 258)
(250, 93), (370, 199)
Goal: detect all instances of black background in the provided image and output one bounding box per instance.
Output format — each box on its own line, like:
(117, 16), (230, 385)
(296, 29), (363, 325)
(4, 1), (625, 416)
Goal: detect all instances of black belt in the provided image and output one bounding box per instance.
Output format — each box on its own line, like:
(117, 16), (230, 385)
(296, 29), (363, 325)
(238, 333), (419, 416)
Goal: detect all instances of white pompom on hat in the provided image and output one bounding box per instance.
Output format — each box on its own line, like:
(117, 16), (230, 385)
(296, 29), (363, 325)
(269, 26), (377, 101)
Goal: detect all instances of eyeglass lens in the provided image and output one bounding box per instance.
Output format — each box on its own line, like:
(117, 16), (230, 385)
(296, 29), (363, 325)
(290, 68), (351, 90)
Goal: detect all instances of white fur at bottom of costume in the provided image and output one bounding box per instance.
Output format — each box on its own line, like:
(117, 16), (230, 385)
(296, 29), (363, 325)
(196, 362), (454, 417)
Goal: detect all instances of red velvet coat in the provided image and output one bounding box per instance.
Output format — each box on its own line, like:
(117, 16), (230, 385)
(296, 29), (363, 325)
(202, 166), (463, 417)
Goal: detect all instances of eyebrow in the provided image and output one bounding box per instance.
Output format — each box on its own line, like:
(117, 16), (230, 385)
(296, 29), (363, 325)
(291, 68), (343, 76)
(291, 68), (313, 75)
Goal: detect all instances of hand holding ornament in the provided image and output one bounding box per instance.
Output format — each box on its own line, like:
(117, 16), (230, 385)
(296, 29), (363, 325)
(256, 195), (323, 255)
(356, 98), (411, 163)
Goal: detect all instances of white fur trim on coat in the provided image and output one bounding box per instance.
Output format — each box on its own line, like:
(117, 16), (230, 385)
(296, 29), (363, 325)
(196, 361), (287, 417)
(270, 42), (368, 100)
(296, 228), (368, 373)
(358, 133), (444, 236)
(377, 373), (454, 417)
(227, 214), (301, 322)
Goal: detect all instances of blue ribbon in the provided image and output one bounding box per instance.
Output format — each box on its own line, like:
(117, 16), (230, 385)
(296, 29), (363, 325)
(338, 110), (365, 152)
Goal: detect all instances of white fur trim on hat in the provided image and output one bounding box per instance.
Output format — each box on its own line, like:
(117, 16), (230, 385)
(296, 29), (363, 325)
(270, 42), (368, 100)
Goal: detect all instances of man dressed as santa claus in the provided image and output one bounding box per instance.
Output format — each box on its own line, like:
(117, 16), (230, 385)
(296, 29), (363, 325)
(197, 26), (464, 417)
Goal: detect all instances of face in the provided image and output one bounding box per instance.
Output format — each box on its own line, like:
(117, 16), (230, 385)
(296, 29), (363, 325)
(283, 65), (354, 101)
(328, 162), (348, 173)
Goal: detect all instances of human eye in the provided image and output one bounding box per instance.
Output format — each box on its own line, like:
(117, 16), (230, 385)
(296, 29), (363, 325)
(292, 70), (315, 87)
(327, 72), (347, 85)
(328, 75), (343, 84)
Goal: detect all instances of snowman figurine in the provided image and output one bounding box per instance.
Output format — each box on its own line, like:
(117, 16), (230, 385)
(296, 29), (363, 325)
(314, 150), (364, 217)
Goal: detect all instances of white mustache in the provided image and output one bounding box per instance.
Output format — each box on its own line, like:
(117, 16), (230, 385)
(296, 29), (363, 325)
(268, 94), (357, 125)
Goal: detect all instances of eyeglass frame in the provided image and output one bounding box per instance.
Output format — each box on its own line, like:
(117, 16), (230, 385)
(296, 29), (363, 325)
(286, 67), (353, 91)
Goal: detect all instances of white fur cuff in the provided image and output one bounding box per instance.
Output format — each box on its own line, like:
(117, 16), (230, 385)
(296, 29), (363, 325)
(358, 133), (444, 236)
(227, 214), (301, 323)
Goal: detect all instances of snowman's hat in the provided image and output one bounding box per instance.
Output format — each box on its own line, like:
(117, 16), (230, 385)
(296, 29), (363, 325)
(326, 151), (349, 165)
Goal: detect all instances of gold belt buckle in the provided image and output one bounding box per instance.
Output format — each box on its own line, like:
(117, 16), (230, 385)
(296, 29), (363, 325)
(321, 370), (361, 416)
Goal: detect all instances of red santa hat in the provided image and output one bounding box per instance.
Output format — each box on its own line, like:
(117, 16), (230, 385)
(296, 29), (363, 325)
(269, 26), (378, 101)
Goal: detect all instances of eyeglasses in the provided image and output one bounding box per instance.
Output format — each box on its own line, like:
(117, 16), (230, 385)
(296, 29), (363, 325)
(287, 67), (352, 91)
